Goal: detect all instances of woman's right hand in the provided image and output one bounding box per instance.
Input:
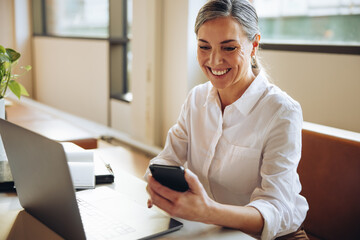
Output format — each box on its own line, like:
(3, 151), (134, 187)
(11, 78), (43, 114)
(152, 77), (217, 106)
(146, 169), (215, 223)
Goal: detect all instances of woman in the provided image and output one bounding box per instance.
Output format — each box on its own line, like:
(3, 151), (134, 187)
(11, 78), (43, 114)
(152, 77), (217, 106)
(145, 0), (309, 239)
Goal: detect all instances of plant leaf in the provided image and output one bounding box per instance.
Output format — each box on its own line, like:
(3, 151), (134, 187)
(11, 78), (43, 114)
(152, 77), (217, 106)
(11, 74), (20, 79)
(0, 54), (10, 62)
(0, 45), (5, 54)
(0, 62), (5, 72)
(19, 82), (29, 97)
(5, 48), (21, 62)
(8, 80), (22, 99)
(3, 61), (10, 70)
(22, 65), (32, 71)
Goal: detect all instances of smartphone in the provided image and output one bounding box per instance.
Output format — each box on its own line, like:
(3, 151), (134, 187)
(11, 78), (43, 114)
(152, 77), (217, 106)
(149, 164), (189, 192)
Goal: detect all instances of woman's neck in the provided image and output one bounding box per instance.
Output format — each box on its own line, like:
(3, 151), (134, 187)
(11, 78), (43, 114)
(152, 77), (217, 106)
(218, 74), (255, 113)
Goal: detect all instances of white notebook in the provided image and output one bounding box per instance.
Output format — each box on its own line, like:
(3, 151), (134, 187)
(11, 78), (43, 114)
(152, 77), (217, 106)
(62, 143), (95, 189)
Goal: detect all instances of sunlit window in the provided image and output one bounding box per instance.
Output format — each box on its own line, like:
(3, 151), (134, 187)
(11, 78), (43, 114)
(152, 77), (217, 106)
(45, 0), (109, 38)
(33, 0), (133, 101)
(254, 0), (360, 46)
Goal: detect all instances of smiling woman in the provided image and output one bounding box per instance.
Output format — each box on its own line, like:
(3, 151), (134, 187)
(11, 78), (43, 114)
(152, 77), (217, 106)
(196, 17), (258, 110)
(145, 0), (309, 239)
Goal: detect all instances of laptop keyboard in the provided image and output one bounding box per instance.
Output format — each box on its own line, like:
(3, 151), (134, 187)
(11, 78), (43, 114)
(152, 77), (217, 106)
(77, 198), (136, 240)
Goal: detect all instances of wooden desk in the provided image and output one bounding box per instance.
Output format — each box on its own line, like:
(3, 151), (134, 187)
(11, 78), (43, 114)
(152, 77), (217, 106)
(6, 99), (98, 149)
(0, 147), (255, 240)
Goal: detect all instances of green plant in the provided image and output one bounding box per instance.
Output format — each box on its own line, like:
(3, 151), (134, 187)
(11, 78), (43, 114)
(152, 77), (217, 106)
(0, 44), (31, 99)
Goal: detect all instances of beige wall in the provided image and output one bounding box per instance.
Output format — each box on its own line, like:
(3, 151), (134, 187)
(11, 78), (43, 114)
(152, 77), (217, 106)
(33, 37), (109, 125)
(0, 0), (15, 48)
(111, 0), (206, 146)
(161, 0), (190, 143)
(261, 50), (360, 133)
(112, 0), (165, 146)
(0, 0), (33, 97)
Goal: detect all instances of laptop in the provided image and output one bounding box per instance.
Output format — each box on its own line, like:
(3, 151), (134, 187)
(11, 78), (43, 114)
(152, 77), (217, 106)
(0, 119), (183, 240)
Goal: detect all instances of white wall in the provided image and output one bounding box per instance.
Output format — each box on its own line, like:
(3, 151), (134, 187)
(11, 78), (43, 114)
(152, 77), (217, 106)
(110, 99), (132, 136)
(13, 0), (33, 96)
(0, 0), (33, 97)
(33, 37), (109, 125)
(160, 0), (208, 144)
(261, 50), (360, 133)
(111, 0), (206, 146)
(187, 0), (208, 90)
(161, 0), (190, 143)
(0, 0), (15, 50)
(112, 0), (165, 146)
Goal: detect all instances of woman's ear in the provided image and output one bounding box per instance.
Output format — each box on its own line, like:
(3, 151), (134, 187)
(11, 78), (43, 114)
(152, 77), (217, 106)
(251, 34), (261, 56)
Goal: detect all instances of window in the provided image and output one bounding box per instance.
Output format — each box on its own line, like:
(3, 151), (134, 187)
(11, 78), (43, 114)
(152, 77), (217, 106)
(253, 0), (360, 54)
(32, 0), (133, 101)
(33, 0), (109, 38)
(109, 0), (133, 102)
(45, 0), (109, 38)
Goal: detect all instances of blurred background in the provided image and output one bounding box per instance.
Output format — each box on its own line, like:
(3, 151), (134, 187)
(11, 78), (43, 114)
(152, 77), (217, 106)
(1, 0), (359, 149)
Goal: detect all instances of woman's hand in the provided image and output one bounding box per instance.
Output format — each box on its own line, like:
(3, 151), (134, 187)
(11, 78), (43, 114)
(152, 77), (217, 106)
(146, 169), (214, 223)
(147, 168), (264, 235)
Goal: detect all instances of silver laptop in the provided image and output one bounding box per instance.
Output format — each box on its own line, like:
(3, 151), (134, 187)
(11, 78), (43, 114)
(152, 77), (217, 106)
(0, 119), (183, 240)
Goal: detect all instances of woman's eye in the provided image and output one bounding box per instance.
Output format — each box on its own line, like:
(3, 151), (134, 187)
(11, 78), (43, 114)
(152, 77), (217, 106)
(223, 47), (236, 51)
(199, 46), (210, 50)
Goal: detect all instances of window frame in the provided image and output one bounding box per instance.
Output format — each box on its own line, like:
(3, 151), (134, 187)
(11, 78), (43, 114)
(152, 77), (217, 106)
(260, 43), (360, 55)
(31, 0), (132, 103)
(254, 0), (360, 55)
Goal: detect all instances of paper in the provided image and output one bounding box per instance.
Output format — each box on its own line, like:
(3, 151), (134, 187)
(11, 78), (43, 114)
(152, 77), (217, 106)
(65, 147), (95, 189)
(68, 161), (94, 189)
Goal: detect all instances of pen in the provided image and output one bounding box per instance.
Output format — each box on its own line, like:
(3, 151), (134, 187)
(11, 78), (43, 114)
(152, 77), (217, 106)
(98, 154), (114, 174)
(105, 163), (114, 174)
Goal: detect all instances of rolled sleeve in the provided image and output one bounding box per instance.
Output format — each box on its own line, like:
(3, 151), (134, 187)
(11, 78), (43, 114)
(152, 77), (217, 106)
(247, 102), (308, 239)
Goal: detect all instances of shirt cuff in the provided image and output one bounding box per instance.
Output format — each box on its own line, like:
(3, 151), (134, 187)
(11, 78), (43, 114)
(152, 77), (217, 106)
(247, 199), (280, 240)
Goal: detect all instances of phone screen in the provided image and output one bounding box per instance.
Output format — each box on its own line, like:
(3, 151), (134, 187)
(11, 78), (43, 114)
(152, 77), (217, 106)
(149, 164), (189, 192)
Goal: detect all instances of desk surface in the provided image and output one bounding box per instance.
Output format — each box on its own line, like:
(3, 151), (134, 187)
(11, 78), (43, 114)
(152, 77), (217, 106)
(6, 100), (98, 149)
(0, 147), (255, 240)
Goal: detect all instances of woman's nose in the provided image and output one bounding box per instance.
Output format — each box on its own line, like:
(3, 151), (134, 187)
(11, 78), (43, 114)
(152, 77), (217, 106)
(209, 49), (223, 65)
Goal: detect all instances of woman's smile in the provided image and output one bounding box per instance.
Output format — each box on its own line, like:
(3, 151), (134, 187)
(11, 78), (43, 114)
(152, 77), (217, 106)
(208, 67), (231, 77)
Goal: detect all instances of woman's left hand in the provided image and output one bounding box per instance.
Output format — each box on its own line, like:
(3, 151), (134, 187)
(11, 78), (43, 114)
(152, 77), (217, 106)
(146, 169), (214, 223)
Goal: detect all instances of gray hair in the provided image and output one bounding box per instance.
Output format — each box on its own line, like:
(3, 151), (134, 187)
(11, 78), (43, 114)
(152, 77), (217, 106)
(195, 0), (260, 42)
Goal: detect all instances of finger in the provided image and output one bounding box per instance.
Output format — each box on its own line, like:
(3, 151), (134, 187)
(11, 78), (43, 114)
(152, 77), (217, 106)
(147, 183), (176, 214)
(147, 198), (153, 208)
(184, 169), (203, 193)
(148, 175), (182, 202)
(147, 173), (152, 181)
(146, 180), (152, 195)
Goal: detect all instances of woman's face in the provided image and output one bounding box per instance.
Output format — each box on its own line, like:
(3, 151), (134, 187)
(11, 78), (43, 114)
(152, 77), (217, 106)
(197, 17), (254, 92)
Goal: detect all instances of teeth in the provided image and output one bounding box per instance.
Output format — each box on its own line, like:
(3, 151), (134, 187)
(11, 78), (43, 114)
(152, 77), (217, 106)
(211, 69), (229, 76)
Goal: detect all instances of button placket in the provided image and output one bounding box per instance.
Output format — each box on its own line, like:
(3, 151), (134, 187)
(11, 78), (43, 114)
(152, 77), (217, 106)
(201, 110), (223, 197)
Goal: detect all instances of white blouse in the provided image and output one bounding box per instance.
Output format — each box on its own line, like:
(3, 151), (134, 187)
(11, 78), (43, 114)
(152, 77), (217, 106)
(148, 71), (309, 239)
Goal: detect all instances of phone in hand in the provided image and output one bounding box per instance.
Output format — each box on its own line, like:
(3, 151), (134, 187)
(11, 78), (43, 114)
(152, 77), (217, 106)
(149, 164), (189, 192)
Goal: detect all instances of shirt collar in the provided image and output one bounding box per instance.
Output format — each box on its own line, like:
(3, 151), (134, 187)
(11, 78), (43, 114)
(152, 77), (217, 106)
(233, 71), (269, 115)
(204, 71), (269, 115)
(204, 82), (221, 108)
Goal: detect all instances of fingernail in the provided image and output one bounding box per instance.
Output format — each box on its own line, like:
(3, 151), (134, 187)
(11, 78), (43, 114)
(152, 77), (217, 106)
(147, 200), (153, 208)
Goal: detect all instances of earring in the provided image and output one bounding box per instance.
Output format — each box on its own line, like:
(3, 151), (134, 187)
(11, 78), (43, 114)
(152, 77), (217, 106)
(251, 55), (258, 69)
